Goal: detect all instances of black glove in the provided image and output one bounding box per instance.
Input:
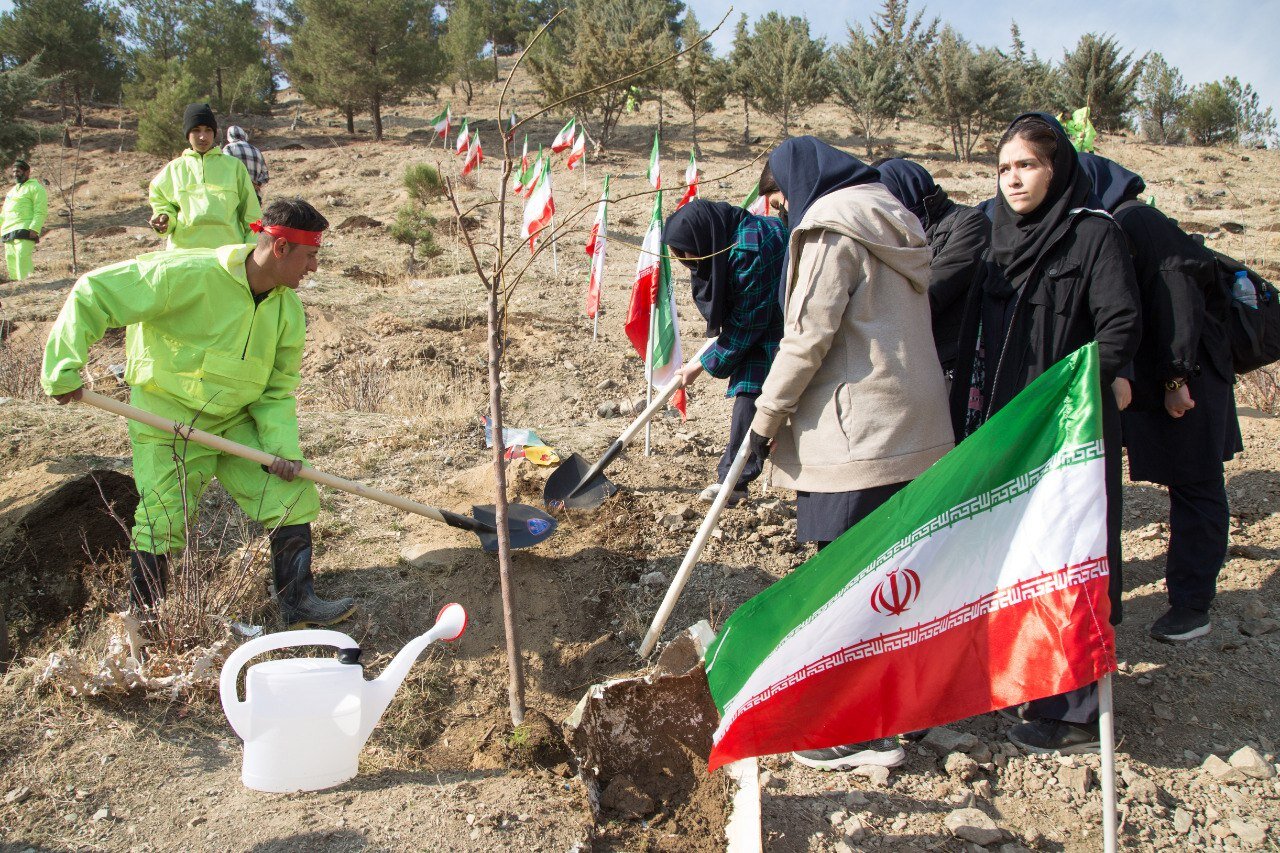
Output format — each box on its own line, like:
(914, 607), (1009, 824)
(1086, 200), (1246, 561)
(747, 429), (772, 461)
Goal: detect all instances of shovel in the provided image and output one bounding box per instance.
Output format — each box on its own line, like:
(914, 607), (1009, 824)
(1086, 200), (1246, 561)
(78, 389), (557, 551)
(544, 339), (715, 511)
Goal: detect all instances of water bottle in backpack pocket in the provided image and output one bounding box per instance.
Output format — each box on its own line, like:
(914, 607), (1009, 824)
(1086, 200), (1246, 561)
(1216, 254), (1280, 374)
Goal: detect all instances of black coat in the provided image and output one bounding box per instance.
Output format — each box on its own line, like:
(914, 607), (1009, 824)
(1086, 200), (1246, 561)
(949, 211), (1141, 626)
(1114, 202), (1242, 485)
(926, 201), (989, 371)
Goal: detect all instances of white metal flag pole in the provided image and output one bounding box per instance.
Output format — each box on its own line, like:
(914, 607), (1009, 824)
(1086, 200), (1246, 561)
(639, 436), (752, 657)
(1099, 672), (1119, 853)
(644, 302), (656, 455)
(592, 302), (599, 342)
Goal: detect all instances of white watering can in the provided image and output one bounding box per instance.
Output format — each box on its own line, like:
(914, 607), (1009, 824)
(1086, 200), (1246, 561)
(219, 602), (468, 793)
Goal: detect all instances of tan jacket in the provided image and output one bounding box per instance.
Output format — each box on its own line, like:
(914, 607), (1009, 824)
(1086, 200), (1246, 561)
(751, 184), (954, 492)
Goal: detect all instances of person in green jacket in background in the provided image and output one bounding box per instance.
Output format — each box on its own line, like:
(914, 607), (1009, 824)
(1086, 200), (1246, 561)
(42, 198), (356, 628)
(149, 103), (261, 251)
(2, 159), (48, 282)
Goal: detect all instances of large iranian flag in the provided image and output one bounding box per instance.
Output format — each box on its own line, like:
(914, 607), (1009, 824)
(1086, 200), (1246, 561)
(706, 344), (1116, 771)
(521, 154), (555, 251)
(585, 176), (609, 319)
(625, 189), (685, 415)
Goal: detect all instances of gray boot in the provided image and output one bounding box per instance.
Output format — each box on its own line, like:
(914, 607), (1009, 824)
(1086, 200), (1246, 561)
(270, 524), (356, 628)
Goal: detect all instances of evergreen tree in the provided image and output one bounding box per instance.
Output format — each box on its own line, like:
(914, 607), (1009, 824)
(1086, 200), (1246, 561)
(0, 0), (125, 123)
(128, 56), (204, 155)
(119, 0), (186, 64)
(527, 0), (682, 150)
(672, 10), (728, 155)
(1006, 20), (1061, 115)
(483, 0), (543, 81)
(181, 0), (272, 114)
(1183, 81), (1238, 146)
(283, 0), (445, 141)
(831, 1), (936, 155)
(1135, 52), (1187, 144)
(1224, 77), (1279, 149)
(0, 61), (46, 165)
(915, 27), (1019, 161)
(443, 0), (490, 105)
(1057, 33), (1144, 131)
(728, 13), (755, 144)
(738, 12), (829, 137)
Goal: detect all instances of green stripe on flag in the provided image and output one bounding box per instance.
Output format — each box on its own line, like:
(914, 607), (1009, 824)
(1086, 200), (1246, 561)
(705, 343), (1104, 711)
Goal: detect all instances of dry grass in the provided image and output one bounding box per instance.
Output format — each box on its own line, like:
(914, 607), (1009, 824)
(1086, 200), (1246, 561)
(1236, 365), (1280, 414)
(309, 356), (478, 437)
(0, 335), (44, 401)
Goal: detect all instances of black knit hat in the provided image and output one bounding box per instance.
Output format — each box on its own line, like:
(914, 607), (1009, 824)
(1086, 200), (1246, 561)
(183, 103), (218, 138)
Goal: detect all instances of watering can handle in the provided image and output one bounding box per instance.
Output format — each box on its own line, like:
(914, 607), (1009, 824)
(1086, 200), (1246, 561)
(219, 629), (359, 739)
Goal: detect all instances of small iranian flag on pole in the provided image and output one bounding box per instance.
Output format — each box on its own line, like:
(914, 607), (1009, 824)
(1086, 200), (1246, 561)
(705, 343), (1116, 772)
(521, 154), (555, 251)
(513, 135), (531, 194)
(461, 132), (483, 176)
(521, 146), (545, 199)
(567, 129), (586, 171)
(646, 132), (661, 189)
(454, 119), (470, 155)
(585, 176), (609, 324)
(429, 105), (451, 139)
(551, 118), (577, 153)
(677, 151), (699, 209)
(742, 181), (770, 216)
(625, 188), (685, 417)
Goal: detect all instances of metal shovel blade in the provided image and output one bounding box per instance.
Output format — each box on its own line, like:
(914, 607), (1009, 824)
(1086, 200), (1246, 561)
(470, 503), (559, 551)
(542, 452), (619, 511)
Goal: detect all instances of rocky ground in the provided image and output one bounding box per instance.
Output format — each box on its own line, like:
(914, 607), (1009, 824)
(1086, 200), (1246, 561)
(2, 55), (1280, 852)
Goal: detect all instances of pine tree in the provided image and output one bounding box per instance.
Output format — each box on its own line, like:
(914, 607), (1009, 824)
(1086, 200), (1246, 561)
(0, 61), (46, 165)
(1224, 77), (1279, 149)
(738, 12), (829, 137)
(0, 0), (125, 124)
(527, 0), (682, 150)
(672, 10), (727, 155)
(1183, 81), (1238, 146)
(482, 0), (543, 81)
(128, 57), (204, 155)
(1135, 53), (1187, 145)
(442, 0), (490, 105)
(283, 0), (445, 141)
(915, 27), (1019, 161)
(728, 13), (755, 145)
(1006, 21), (1061, 115)
(1058, 33), (1144, 131)
(831, 1), (936, 156)
(119, 0), (186, 64)
(181, 0), (272, 114)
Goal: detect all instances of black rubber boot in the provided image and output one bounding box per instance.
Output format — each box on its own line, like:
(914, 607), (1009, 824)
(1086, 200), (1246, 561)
(270, 523), (356, 628)
(129, 551), (170, 610)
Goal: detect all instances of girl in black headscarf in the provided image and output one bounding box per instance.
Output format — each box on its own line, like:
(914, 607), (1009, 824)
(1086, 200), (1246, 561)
(876, 158), (991, 375)
(1078, 152), (1241, 645)
(665, 199), (787, 503)
(949, 114), (1141, 754)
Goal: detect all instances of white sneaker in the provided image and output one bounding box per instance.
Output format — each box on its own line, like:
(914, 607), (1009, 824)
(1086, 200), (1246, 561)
(699, 483), (747, 506)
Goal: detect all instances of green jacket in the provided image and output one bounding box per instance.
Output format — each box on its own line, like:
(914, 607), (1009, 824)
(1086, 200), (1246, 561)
(2, 178), (48, 238)
(42, 245), (307, 459)
(149, 146), (262, 250)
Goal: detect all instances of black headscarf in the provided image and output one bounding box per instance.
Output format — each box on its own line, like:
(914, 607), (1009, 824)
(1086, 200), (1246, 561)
(876, 158), (936, 226)
(1076, 152), (1146, 214)
(765, 136), (880, 305)
(989, 113), (1097, 296)
(665, 200), (750, 336)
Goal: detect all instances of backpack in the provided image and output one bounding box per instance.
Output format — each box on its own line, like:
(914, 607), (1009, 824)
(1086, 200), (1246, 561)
(1204, 248), (1280, 375)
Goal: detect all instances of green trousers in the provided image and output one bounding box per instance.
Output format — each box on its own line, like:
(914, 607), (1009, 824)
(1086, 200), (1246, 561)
(3, 239), (34, 280)
(128, 388), (319, 555)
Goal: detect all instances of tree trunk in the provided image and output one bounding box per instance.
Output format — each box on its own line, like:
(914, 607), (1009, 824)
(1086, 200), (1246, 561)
(692, 110), (700, 159)
(345, 106), (355, 135)
(464, 79), (473, 106)
(372, 91), (384, 141)
(74, 89), (84, 127)
(657, 88), (665, 138)
(741, 95), (751, 145)
(492, 29), (500, 82)
(216, 67), (224, 105)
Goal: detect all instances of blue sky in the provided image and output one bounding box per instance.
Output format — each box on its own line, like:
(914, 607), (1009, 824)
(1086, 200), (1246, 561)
(1, 0), (1275, 116)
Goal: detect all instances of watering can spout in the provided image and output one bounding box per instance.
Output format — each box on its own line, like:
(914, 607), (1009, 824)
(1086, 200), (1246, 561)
(360, 603), (468, 744)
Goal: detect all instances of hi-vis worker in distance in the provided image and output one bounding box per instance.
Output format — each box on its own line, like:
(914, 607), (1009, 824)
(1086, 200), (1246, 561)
(2, 158), (47, 282)
(149, 103), (261, 250)
(41, 198), (357, 628)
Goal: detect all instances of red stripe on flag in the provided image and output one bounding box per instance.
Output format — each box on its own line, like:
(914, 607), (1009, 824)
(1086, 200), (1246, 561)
(625, 265), (659, 358)
(708, 567), (1114, 771)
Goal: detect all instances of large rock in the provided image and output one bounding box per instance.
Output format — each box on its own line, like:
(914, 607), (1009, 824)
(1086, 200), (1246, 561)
(1202, 753), (1247, 783)
(924, 726), (980, 754)
(1229, 746), (1277, 779)
(1229, 819), (1268, 848)
(944, 808), (1005, 846)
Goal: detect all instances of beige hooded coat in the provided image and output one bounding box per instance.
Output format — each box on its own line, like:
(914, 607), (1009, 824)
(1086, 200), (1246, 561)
(750, 183), (954, 493)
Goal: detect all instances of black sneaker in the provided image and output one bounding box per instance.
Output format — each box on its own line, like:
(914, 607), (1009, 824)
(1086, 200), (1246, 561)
(793, 737), (906, 770)
(1150, 606), (1211, 643)
(1008, 719), (1100, 755)
(995, 703), (1034, 724)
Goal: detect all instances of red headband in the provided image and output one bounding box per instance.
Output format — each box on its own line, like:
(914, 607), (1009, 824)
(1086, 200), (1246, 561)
(250, 220), (324, 247)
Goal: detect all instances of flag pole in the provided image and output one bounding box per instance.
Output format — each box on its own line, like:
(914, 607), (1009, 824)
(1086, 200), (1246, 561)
(644, 303), (656, 455)
(640, 437), (752, 656)
(551, 214), (559, 274)
(1099, 672), (1119, 853)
